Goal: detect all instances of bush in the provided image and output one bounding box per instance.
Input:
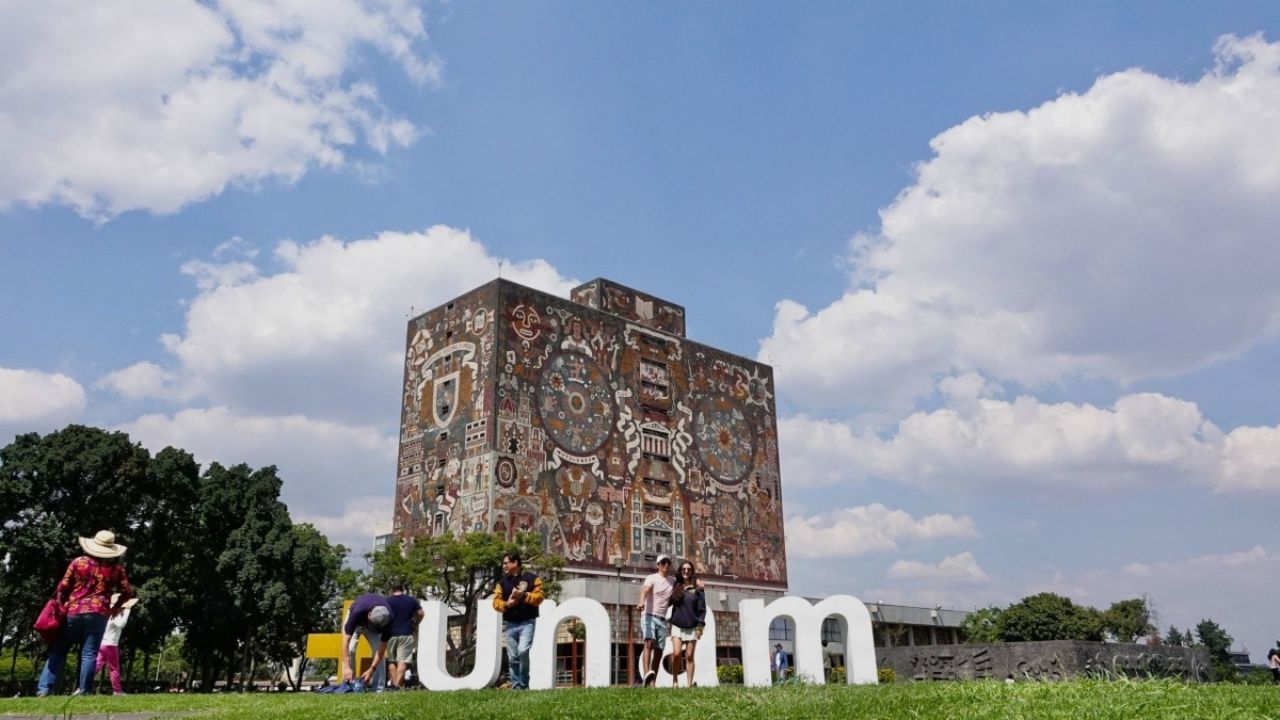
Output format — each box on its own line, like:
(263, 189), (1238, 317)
(828, 666), (846, 684)
(877, 668), (895, 684)
(716, 663), (744, 685)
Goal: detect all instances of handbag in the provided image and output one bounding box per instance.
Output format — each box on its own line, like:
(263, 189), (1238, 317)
(33, 599), (65, 645)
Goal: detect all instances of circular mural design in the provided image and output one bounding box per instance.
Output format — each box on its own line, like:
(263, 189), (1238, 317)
(538, 352), (615, 454)
(693, 395), (755, 484)
(495, 457), (517, 488)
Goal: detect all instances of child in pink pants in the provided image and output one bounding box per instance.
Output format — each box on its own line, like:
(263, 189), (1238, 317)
(95, 595), (137, 695)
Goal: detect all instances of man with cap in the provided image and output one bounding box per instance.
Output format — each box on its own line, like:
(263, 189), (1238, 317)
(636, 554), (675, 686)
(772, 642), (790, 683)
(341, 593), (392, 690)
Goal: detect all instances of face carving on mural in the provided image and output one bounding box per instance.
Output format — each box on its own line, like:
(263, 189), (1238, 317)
(693, 394), (755, 485)
(539, 352), (615, 455)
(511, 303), (542, 341)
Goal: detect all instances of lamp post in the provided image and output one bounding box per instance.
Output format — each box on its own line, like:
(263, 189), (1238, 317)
(612, 557), (624, 686)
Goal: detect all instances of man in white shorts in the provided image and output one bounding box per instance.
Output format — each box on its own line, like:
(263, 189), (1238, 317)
(636, 554), (675, 686)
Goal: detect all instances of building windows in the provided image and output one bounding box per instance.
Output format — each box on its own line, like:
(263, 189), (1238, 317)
(641, 427), (671, 460)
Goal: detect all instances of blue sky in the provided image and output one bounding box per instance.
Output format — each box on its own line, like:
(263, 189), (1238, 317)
(3, 1), (1280, 659)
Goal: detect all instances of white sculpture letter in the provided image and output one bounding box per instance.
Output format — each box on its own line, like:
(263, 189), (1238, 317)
(738, 595), (877, 687)
(417, 599), (503, 690)
(529, 597), (613, 689)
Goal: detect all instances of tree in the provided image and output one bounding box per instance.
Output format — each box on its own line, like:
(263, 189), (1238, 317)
(1164, 626), (1185, 647)
(368, 532), (564, 674)
(959, 607), (1003, 644)
(1102, 597), (1155, 643)
(1193, 618), (1236, 681)
(0, 426), (169, 680)
(997, 593), (1104, 642)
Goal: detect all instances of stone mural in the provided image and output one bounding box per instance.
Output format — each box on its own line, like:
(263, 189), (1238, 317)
(393, 278), (787, 586)
(878, 641), (1211, 682)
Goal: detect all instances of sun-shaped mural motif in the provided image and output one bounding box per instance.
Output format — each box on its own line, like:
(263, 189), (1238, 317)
(538, 352), (615, 454)
(693, 394), (755, 484)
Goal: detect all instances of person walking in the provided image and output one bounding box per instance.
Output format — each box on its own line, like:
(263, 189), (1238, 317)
(493, 552), (543, 690)
(772, 643), (790, 683)
(668, 561), (705, 687)
(93, 593), (139, 695)
(1268, 645), (1280, 684)
(384, 582), (423, 689)
(636, 554), (675, 687)
(37, 530), (135, 697)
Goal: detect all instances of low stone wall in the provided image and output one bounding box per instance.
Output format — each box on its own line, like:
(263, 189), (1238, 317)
(877, 641), (1210, 682)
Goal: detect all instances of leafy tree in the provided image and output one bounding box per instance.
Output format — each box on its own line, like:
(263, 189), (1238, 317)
(1193, 618), (1236, 681)
(997, 592), (1104, 642)
(1102, 597), (1155, 643)
(1164, 626), (1184, 647)
(367, 532), (564, 674)
(959, 607), (1003, 644)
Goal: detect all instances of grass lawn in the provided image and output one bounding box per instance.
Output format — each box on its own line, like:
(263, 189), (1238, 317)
(1, 680), (1277, 720)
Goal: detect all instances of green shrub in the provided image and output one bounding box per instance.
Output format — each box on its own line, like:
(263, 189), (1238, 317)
(877, 667), (895, 684)
(716, 663), (744, 685)
(828, 666), (846, 684)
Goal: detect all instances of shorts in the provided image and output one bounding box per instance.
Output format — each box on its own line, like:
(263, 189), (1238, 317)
(386, 635), (416, 663)
(671, 625), (700, 642)
(642, 613), (669, 645)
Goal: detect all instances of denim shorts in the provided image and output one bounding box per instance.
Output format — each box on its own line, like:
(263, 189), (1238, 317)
(642, 613), (668, 644)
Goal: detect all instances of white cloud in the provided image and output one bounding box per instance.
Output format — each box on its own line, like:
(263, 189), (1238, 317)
(785, 503), (977, 559)
(118, 406), (395, 521)
(296, 495), (394, 556)
(0, 368), (86, 438)
(0, 0), (438, 220)
(102, 226), (577, 425)
(96, 362), (182, 401)
(762, 34), (1280, 411)
(782, 390), (1280, 496)
(888, 552), (990, 584)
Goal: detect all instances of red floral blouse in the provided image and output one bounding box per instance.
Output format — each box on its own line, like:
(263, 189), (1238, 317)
(55, 555), (134, 616)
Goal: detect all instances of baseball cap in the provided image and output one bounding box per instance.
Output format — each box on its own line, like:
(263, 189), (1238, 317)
(656, 554), (671, 565)
(368, 605), (390, 628)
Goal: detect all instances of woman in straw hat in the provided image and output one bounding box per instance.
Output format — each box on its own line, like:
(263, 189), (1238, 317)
(36, 530), (135, 697)
(94, 593), (139, 695)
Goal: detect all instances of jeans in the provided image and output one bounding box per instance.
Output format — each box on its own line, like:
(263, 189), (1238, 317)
(39, 612), (108, 695)
(503, 619), (536, 689)
(348, 628), (386, 690)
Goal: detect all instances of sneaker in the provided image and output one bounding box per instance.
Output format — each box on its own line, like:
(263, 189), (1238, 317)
(643, 671), (656, 687)
(114, 692), (126, 696)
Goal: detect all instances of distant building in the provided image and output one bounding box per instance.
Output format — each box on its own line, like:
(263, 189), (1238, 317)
(373, 533), (393, 553)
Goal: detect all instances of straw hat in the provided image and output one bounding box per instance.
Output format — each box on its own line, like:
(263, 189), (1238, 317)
(110, 593), (139, 609)
(79, 530), (127, 559)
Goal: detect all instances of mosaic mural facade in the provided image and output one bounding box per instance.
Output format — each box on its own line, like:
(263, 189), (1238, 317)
(393, 278), (787, 587)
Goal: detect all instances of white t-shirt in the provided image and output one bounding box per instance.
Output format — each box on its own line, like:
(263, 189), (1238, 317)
(642, 573), (675, 616)
(102, 609), (130, 647)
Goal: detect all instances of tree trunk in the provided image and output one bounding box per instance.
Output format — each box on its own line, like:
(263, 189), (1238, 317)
(8, 640), (18, 683)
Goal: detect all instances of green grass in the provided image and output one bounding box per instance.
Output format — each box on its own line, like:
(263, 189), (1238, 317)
(2, 680), (1278, 720)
